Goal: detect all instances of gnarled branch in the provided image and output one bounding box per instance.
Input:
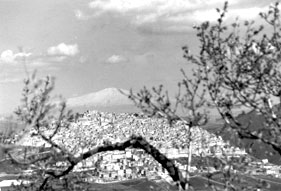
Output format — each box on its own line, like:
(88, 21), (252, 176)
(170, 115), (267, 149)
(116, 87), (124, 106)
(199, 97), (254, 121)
(45, 135), (187, 190)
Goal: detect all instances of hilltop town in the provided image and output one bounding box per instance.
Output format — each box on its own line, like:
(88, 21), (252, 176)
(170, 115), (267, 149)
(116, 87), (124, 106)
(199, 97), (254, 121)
(14, 110), (281, 184)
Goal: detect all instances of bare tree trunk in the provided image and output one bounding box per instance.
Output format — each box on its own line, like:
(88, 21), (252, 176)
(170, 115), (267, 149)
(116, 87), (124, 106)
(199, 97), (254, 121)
(185, 125), (192, 190)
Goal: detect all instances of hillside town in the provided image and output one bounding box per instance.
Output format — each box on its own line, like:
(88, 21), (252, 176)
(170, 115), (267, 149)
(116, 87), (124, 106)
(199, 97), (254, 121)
(13, 110), (281, 184)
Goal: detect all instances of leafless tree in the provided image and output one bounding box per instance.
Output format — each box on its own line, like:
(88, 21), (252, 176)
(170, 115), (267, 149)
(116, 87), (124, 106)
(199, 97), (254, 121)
(1, 73), (187, 190)
(128, 1), (281, 190)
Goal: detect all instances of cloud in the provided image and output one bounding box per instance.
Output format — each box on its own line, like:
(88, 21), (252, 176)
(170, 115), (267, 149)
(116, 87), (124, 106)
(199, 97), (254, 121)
(0, 48), (70, 72)
(0, 50), (32, 64)
(229, 7), (266, 20)
(89, 0), (237, 14)
(106, 55), (128, 64)
(0, 50), (14, 63)
(86, 0), (270, 33)
(47, 43), (79, 56)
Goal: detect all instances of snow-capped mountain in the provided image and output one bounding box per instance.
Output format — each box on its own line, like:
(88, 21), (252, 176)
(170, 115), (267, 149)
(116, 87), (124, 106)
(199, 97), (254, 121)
(67, 88), (139, 113)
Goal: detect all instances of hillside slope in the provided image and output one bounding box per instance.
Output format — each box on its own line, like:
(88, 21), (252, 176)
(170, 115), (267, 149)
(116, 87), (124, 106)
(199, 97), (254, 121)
(217, 109), (281, 165)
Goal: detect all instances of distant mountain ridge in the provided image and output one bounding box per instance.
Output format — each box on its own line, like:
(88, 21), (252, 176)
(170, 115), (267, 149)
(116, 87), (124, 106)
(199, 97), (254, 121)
(219, 107), (281, 165)
(67, 88), (139, 113)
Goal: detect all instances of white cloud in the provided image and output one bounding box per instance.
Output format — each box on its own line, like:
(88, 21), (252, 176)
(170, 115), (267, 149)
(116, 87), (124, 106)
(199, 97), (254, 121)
(87, 0), (268, 33)
(0, 48), (70, 68)
(47, 43), (79, 56)
(185, 7), (264, 24)
(89, 0), (239, 14)
(0, 50), (14, 63)
(106, 55), (128, 64)
(0, 50), (32, 64)
(88, 0), (242, 22)
(229, 7), (266, 20)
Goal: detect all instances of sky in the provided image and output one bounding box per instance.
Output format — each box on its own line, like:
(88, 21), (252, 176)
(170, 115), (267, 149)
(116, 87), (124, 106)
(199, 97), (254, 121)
(0, 0), (277, 115)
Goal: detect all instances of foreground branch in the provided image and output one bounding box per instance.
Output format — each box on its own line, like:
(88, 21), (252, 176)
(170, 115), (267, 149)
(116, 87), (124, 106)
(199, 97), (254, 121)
(46, 135), (187, 190)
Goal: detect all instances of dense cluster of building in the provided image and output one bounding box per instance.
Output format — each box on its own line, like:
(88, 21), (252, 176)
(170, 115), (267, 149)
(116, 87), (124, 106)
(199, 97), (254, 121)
(17, 110), (281, 182)
(17, 110), (253, 182)
(20, 110), (243, 156)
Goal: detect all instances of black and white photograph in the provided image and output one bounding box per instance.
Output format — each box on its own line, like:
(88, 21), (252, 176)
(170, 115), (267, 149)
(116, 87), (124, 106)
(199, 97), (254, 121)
(1, 0), (281, 190)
